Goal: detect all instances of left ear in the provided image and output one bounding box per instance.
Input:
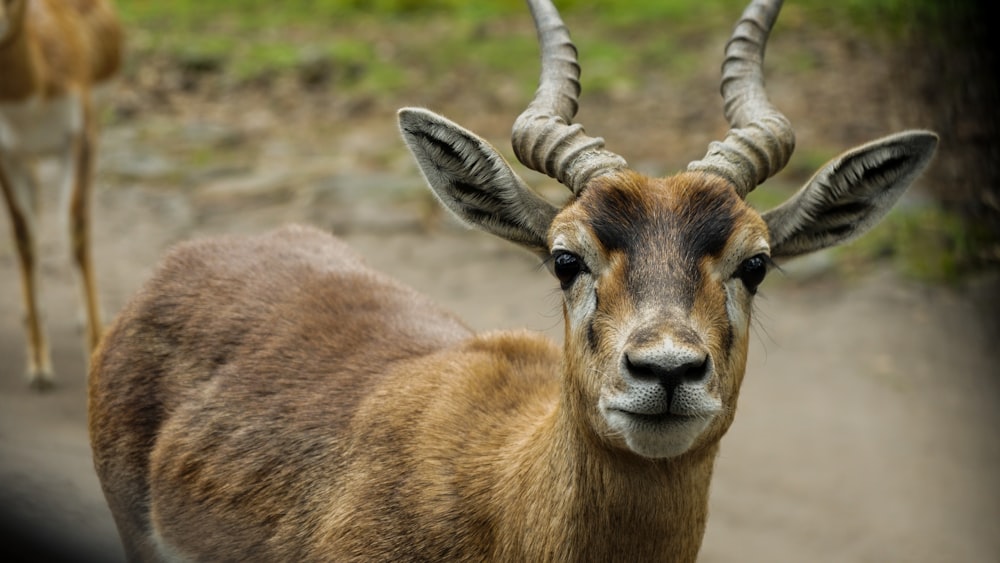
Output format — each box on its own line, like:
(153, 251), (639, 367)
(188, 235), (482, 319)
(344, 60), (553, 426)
(763, 130), (938, 259)
(398, 107), (559, 258)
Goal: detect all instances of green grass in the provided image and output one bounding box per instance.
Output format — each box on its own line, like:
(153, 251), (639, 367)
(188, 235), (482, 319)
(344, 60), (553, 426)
(114, 0), (955, 30)
(835, 205), (994, 284)
(114, 0), (959, 96)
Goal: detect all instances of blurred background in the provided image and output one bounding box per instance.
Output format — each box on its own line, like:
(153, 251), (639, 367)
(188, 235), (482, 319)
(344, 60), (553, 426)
(104, 0), (998, 277)
(1, 0), (997, 561)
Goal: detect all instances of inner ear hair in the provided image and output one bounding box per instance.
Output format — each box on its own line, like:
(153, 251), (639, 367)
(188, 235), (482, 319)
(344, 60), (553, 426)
(764, 130), (938, 259)
(398, 108), (558, 255)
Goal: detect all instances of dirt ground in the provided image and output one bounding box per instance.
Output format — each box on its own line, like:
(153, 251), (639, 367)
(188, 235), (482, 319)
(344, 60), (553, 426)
(2, 7), (999, 562)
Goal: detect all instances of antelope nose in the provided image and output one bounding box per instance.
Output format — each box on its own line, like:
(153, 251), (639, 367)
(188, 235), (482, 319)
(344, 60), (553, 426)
(625, 348), (710, 395)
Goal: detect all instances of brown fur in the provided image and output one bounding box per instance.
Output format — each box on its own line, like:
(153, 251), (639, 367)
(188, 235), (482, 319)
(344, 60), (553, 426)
(0, 0), (123, 387)
(90, 168), (763, 562)
(0, 0), (121, 100)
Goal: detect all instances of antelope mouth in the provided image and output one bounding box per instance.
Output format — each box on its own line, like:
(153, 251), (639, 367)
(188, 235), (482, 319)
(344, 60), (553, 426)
(617, 409), (699, 425)
(603, 408), (716, 459)
(602, 384), (722, 428)
(609, 407), (716, 431)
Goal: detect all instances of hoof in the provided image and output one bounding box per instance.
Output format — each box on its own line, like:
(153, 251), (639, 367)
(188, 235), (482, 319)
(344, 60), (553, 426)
(28, 371), (55, 392)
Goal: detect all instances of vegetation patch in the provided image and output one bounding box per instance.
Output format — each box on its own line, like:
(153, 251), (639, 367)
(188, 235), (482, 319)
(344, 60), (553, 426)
(114, 0), (947, 94)
(111, 0), (995, 285)
(835, 205), (996, 285)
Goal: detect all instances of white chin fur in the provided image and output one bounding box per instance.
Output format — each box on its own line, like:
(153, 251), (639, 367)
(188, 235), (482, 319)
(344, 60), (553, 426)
(605, 410), (714, 459)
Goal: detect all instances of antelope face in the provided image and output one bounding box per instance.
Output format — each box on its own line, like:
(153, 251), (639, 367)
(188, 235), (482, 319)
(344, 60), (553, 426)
(553, 171), (770, 458)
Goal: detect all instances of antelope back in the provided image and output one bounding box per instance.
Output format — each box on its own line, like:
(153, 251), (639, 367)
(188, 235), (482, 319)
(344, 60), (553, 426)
(88, 225), (482, 560)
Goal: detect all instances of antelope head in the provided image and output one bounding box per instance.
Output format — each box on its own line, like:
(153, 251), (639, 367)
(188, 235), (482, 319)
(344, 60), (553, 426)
(399, 0), (937, 459)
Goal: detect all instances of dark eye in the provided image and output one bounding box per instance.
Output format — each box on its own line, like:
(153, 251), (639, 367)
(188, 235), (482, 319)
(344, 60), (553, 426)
(736, 254), (769, 294)
(552, 251), (585, 289)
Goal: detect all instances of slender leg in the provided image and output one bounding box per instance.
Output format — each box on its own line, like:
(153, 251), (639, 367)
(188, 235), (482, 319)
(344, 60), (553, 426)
(66, 96), (104, 363)
(0, 153), (53, 389)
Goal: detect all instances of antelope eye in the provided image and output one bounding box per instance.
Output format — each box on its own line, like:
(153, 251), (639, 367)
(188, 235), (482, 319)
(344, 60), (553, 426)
(736, 254), (769, 294)
(552, 251), (585, 289)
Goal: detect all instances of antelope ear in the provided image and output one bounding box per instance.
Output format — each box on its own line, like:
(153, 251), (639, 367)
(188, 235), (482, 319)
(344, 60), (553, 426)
(762, 130), (938, 259)
(398, 107), (558, 257)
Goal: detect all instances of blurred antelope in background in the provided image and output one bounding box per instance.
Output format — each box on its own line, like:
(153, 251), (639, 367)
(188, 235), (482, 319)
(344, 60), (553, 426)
(0, 0), (123, 389)
(89, 0), (936, 560)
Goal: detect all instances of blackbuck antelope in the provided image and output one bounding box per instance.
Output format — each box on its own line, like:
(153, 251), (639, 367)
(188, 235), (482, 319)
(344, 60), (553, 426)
(89, 0), (937, 560)
(0, 0), (122, 389)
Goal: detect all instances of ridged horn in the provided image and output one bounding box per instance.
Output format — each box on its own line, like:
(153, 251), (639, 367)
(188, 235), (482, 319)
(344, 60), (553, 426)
(511, 0), (628, 195)
(687, 0), (795, 198)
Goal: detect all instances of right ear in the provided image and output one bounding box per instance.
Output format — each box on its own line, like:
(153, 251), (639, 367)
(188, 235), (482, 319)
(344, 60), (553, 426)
(762, 130), (938, 259)
(398, 107), (559, 257)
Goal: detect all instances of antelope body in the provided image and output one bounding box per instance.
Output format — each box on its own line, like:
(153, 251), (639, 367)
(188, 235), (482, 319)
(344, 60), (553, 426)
(0, 0), (122, 388)
(88, 0), (937, 561)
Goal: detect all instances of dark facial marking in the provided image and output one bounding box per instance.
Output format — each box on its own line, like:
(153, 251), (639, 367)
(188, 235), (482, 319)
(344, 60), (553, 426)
(721, 321), (734, 354)
(580, 180), (739, 310)
(584, 185), (650, 254)
(677, 187), (740, 263)
(583, 183), (738, 260)
(586, 319), (599, 352)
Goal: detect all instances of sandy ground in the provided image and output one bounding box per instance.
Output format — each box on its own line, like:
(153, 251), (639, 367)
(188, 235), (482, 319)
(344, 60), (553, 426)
(2, 7), (1000, 561)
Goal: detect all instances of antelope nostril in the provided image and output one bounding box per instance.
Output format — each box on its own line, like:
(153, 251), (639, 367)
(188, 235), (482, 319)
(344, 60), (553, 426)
(625, 353), (710, 391)
(624, 354), (656, 380)
(670, 357), (709, 387)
